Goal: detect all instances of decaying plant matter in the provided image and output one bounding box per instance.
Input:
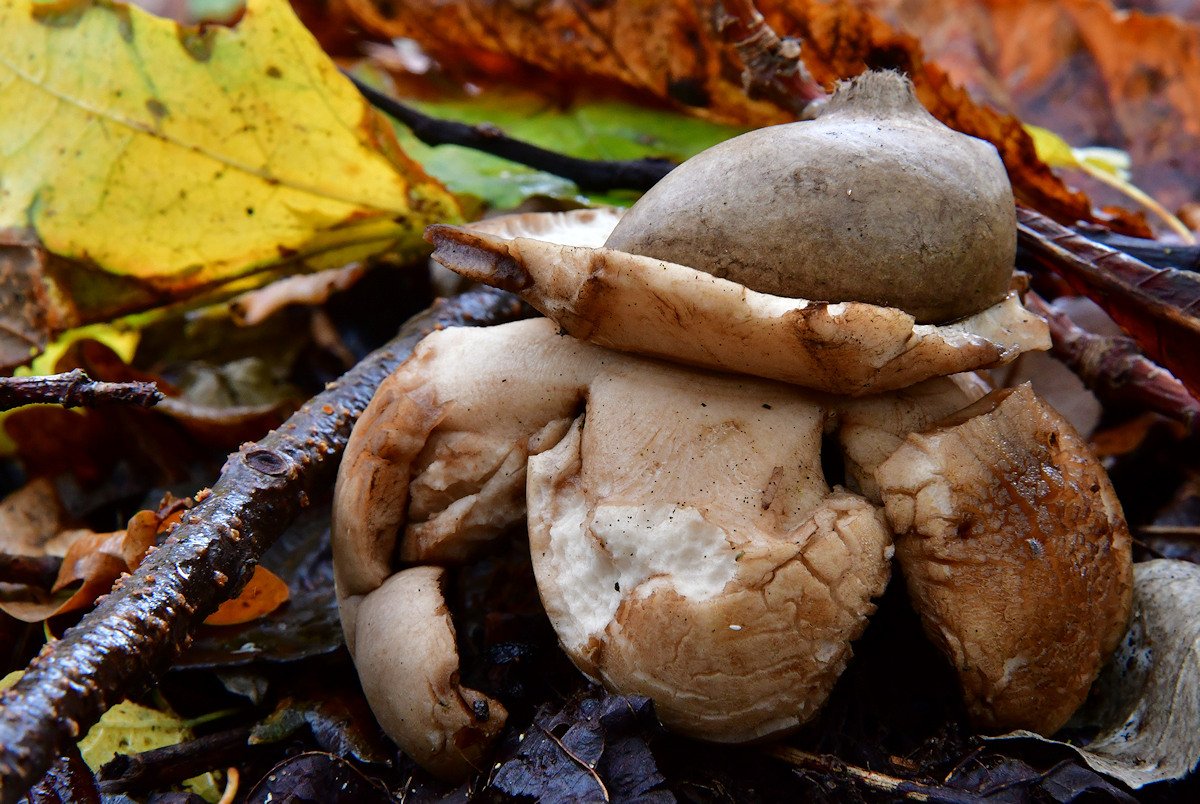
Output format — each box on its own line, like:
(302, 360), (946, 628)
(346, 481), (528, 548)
(333, 72), (1134, 780)
(0, 288), (527, 804)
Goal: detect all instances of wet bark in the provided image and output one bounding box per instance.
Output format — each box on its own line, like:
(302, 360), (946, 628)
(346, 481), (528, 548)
(0, 369), (161, 412)
(0, 288), (527, 804)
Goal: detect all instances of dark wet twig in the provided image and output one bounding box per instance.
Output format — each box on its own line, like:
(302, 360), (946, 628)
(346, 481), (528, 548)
(347, 73), (676, 192)
(97, 726), (256, 795)
(766, 745), (986, 803)
(716, 0), (827, 117)
(0, 553), (61, 589)
(0, 288), (529, 804)
(1025, 293), (1200, 428)
(1077, 228), (1200, 273)
(0, 369), (162, 412)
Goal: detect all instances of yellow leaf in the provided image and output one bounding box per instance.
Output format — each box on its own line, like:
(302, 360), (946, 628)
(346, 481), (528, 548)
(3, 673), (222, 798)
(79, 700), (223, 801)
(1024, 123), (1193, 243)
(0, 0), (459, 291)
(1023, 124), (1081, 170)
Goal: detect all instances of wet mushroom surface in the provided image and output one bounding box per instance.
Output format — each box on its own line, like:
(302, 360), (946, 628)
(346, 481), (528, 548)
(331, 72), (1133, 780)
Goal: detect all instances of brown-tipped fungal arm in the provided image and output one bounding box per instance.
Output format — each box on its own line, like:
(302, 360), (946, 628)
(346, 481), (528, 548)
(875, 384), (1133, 734)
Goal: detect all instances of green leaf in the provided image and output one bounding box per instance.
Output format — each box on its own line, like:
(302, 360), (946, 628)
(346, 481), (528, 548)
(388, 87), (747, 209)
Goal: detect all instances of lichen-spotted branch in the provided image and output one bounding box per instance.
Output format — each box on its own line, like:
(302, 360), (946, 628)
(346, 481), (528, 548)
(0, 288), (527, 804)
(0, 369), (162, 412)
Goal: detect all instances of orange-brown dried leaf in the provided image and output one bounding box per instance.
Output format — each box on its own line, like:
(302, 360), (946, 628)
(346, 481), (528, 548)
(51, 511), (159, 617)
(1089, 413), (1184, 460)
(339, 0), (1148, 235)
(865, 0), (1200, 218)
(759, 1), (1147, 232)
(0, 232), (77, 375)
(204, 565), (290, 626)
(0, 477), (68, 559)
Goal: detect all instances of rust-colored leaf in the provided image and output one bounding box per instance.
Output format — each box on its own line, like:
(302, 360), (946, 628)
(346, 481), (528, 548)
(337, 0), (1150, 235)
(1018, 207), (1200, 402)
(864, 0), (1200, 217)
(204, 565), (290, 626)
(0, 232), (75, 375)
(52, 511), (159, 617)
(0, 478), (68, 559)
(1090, 413), (1183, 460)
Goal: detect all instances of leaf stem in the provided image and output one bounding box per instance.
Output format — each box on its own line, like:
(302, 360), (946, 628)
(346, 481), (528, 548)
(1077, 161), (1196, 245)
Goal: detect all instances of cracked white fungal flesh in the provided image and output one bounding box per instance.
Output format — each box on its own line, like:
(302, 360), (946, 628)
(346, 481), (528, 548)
(526, 367), (892, 742)
(834, 373), (990, 503)
(874, 384), (1133, 735)
(333, 318), (892, 762)
(425, 211), (1049, 396)
(333, 318), (610, 599)
(333, 319), (1131, 775)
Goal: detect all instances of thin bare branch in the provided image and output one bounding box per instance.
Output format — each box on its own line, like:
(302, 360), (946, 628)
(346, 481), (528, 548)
(0, 288), (528, 804)
(766, 745), (985, 803)
(0, 369), (162, 412)
(347, 74), (675, 192)
(1025, 293), (1200, 428)
(97, 727), (256, 796)
(715, 0), (827, 117)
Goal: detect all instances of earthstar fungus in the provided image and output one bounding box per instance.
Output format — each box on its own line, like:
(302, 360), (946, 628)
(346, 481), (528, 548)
(333, 71), (1132, 779)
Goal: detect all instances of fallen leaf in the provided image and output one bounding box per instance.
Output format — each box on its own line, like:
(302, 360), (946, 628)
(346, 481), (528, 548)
(0, 478), (81, 624)
(23, 741), (100, 804)
(154, 356), (301, 448)
(991, 559), (1200, 788)
(182, 585), (341, 666)
(243, 752), (391, 804)
(1025, 123), (1188, 240)
(1090, 413), (1181, 460)
(77, 700), (222, 801)
(0, 0), (460, 358)
(339, 0), (1149, 234)
(203, 564), (290, 626)
(2, 505), (170, 624)
(51, 510), (159, 617)
(944, 753), (1135, 802)
(379, 81), (747, 210)
(864, 0), (1200, 215)
(249, 691), (391, 764)
(1017, 207), (1200, 403)
(0, 232), (75, 374)
(0, 477), (68, 558)
(488, 689), (671, 802)
(892, 0), (1200, 217)
(181, 503), (343, 667)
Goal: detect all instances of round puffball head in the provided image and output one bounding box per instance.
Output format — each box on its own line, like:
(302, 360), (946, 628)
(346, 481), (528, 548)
(604, 71), (1016, 324)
